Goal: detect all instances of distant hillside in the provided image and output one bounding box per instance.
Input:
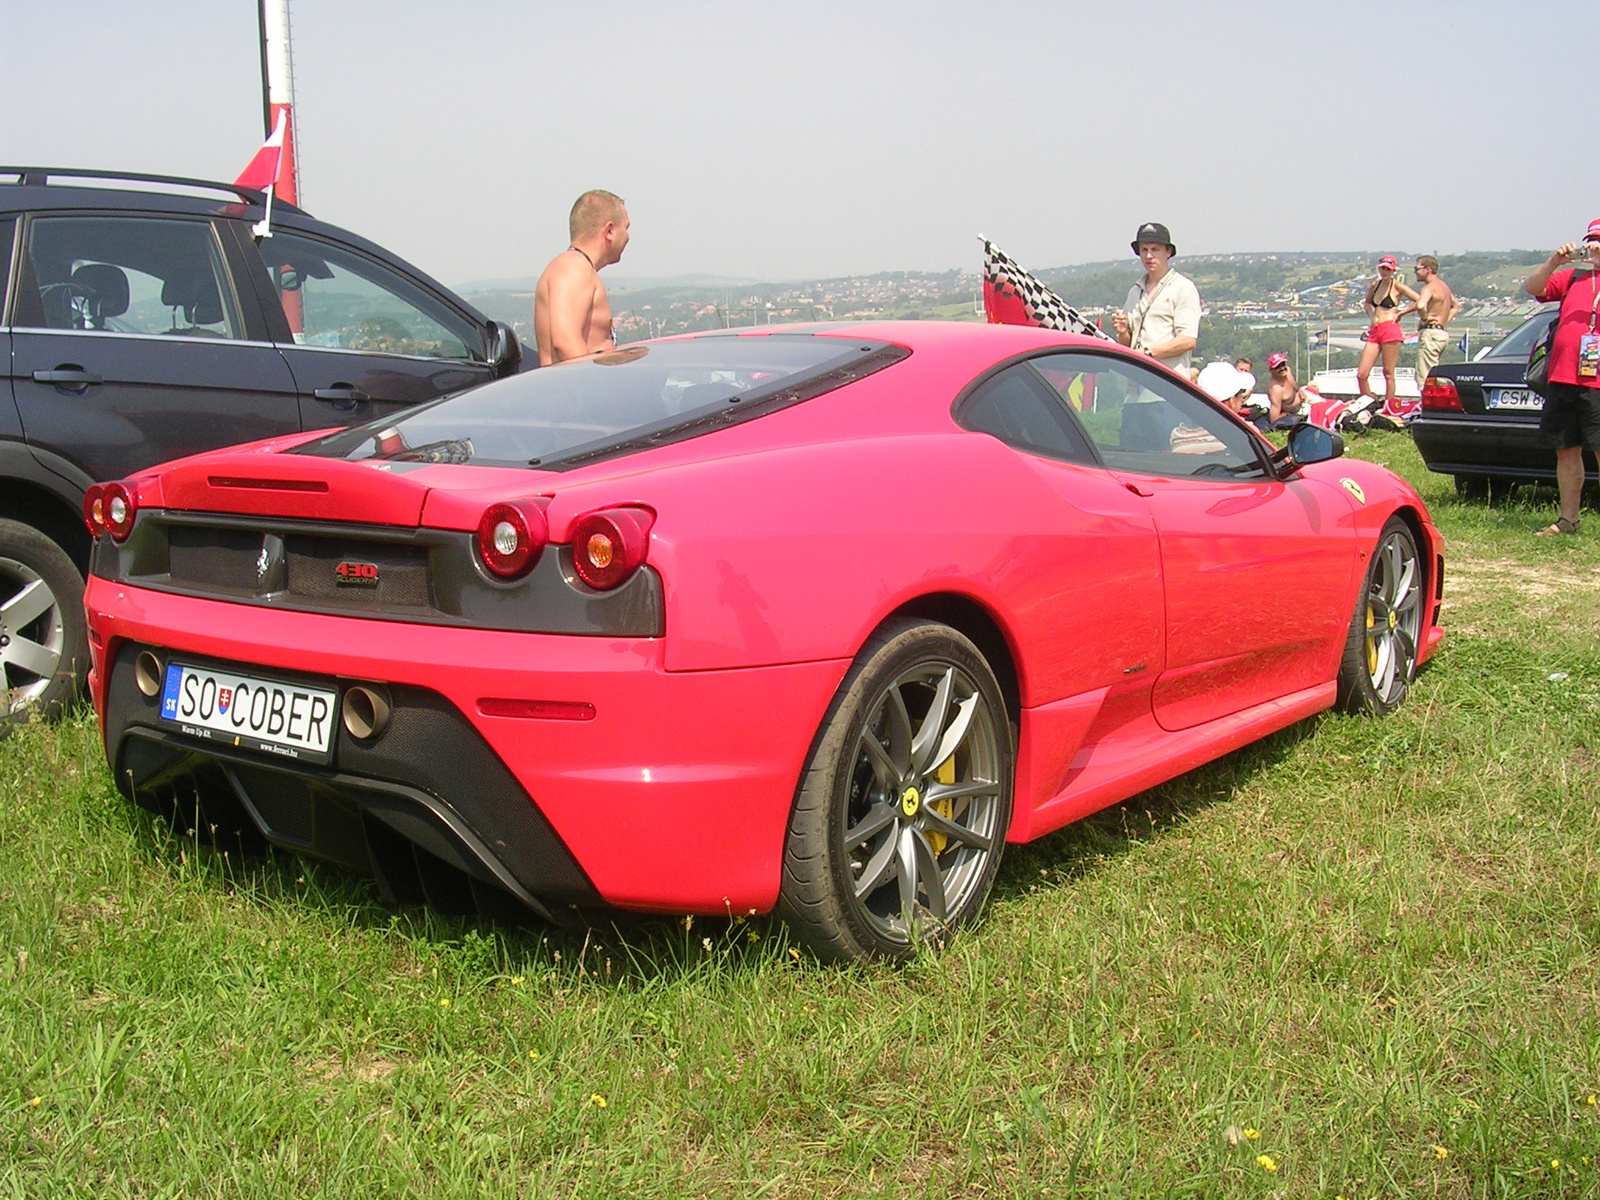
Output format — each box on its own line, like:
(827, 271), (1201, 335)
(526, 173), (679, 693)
(1040, 250), (1551, 311)
(459, 250), (1552, 372)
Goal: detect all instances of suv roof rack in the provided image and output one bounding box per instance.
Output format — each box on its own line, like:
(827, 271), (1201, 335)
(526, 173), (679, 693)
(0, 166), (306, 214)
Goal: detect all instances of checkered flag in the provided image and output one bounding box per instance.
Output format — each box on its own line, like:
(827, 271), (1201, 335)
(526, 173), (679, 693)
(981, 238), (1112, 341)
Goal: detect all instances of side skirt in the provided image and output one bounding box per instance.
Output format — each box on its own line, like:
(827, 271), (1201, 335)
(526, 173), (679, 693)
(1010, 681), (1335, 842)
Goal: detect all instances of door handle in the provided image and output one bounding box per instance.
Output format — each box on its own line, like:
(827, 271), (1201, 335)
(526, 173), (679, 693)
(310, 387), (366, 412)
(1123, 481), (1154, 498)
(33, 366), (103, 387)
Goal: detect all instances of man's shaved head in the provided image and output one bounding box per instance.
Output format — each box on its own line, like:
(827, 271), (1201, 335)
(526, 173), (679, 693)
(569, 190), (627, 241)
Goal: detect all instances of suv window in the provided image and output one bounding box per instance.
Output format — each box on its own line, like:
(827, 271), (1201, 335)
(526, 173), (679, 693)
(15, 215), (241, 338)
(1030, 351), (1267, 479)
(957, 362), (1095, 464)
(0, 219), (14, 313)
(257, 231), (480, 360)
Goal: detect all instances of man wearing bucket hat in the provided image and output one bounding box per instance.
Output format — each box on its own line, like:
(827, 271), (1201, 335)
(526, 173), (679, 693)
(1523, 219), (1600, 536)
(1112, 222), (1202, 377)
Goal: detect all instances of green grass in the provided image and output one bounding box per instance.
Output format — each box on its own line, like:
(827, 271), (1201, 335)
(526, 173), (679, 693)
(4, 437), (1599, 1197)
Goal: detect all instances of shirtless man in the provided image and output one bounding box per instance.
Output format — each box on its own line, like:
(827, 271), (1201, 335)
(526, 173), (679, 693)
(1264, 352), (1310, 429)
(1402, 256), (1461, 384)
(534, 190), (630, 366)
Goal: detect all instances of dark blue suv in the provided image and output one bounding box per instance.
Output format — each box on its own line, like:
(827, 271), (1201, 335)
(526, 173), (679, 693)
(0, 167), (524, 725)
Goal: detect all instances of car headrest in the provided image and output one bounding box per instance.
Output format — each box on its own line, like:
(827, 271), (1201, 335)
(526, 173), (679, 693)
(160, 270), (224, 327)
(160, 273), (193, 310)
(189, 274), (223, 326)
(70, 263), (130, 321)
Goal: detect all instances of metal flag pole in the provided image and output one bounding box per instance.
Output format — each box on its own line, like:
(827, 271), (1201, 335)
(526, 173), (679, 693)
(257, 0), (300, 207)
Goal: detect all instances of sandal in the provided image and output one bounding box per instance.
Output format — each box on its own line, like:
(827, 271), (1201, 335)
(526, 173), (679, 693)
(1535, 516), (1581, 536)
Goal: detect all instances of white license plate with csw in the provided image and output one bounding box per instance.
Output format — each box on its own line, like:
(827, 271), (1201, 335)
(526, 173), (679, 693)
(1487, 388), (1543, 410)
(160, 663), (337, 761)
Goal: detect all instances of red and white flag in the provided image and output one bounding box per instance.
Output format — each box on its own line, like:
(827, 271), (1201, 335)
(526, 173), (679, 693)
(235, 111), (288, 196)
(981, 238), (1111, 341)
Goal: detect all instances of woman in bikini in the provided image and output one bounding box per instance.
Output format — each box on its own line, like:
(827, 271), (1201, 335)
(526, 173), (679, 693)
(1356, 255), (1419, 426)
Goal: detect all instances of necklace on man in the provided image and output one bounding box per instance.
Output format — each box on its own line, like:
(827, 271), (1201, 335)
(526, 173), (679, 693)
(569, 245), (596, 270)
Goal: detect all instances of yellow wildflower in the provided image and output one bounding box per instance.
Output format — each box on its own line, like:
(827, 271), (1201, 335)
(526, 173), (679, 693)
(1255, 1155), (1276, 1173)
(510, 976), (525, 985)
(29, 1097), (41, 1108)
(528, 1050), (538, 1060)
(589, 1093), (607, 1108)
(789, 947), (801, 961)
(746, 929), (760, 943)
(1588, 1094), (1597, 1106)
(439, 998), (450, 1008)
(1433, 1145), (1449, 1160)
(1244, 1127), (1260, 1140)
(1552, 1160), (1561, 1170)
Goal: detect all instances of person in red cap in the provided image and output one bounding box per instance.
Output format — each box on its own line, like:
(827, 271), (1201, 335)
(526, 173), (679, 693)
(1265, 352), (1310, 429)
(1523, 220), (1600, 535)
(1356, 255), (1419, 428)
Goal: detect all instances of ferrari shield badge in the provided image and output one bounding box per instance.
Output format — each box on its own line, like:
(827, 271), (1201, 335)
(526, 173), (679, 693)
(1339, 478), (1366, 504)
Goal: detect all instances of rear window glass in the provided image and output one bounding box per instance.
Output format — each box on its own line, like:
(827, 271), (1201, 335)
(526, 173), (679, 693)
(1482, 308), (1558, 361)
(295, 334), (908, 470)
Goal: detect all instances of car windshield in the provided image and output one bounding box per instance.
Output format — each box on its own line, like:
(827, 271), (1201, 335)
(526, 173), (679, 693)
(1482, 309), (1557, 361)
(295, 334), (908, 470)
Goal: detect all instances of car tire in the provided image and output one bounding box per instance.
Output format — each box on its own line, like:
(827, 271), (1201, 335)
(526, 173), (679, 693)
(0, 520), (87, 731)
(1336, 516), (1423, 717)
(777, 619), (1013, 964)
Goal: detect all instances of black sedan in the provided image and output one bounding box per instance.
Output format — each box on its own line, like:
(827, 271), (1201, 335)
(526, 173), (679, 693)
(1412, 306), (1596, 496)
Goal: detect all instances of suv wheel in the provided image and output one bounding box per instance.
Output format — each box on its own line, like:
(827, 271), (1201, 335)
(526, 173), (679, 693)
(0, 520), (87, 727)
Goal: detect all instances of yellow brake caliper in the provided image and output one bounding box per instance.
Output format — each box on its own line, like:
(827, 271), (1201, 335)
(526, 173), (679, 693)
(925, 754), (957, 856)
(1366, 604), (1378, 674)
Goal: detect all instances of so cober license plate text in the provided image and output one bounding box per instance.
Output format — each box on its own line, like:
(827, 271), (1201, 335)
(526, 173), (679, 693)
(161, 663), (337, 761)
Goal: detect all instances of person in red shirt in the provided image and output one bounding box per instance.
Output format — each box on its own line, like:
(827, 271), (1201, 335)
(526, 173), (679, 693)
(1523, 218), (1600, 535)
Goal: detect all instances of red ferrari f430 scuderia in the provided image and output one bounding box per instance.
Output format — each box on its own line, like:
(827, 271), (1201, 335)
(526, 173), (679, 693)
(86, 323), (1444, 963)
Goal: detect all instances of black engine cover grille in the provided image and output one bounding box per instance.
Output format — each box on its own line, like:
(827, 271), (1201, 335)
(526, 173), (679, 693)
(169, 525), (261, 593)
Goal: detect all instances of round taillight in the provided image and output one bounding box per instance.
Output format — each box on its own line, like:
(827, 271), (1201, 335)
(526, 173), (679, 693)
(1421, 377), (1462, 412)
(103, 482), (137, 541)
(83, 484), (107, 537)
(475, 500), (548, 579)
(569, 507), (654, 590)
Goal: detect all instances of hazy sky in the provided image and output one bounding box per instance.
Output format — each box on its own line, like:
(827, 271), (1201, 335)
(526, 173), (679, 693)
(2, 1), (1588, 287)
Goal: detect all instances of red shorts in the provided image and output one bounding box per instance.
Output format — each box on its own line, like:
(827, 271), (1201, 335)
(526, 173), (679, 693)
(1365, 322), (1404, 346)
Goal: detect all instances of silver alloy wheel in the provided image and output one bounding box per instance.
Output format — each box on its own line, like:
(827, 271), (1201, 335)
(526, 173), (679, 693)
(1362, 530), (1422, 705)
(0, 556), (65, 714)
(842, 661), (1004, 943)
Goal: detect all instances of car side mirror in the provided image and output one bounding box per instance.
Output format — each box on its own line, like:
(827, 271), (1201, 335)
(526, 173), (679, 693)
(486, 320), (523, 376)
(1285, 421), (1344, 468)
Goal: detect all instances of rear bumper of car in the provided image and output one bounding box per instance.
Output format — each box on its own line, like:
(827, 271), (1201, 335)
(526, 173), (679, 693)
(1410, 415), (1597, 480)
(86, 577), (849, 917)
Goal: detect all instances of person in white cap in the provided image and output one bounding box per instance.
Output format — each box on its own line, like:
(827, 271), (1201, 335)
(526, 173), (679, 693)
(1195, 360), (1256, 418)
(1112, 222), (1202, 377)
(1523, 219), (1600, 536)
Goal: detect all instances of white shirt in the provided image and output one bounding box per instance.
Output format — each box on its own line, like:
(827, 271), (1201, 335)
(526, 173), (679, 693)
(1122, 269), (1202, 375)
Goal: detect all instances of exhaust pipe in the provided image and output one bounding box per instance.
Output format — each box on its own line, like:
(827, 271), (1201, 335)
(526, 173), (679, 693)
(341, 685), (391, 741)
(134, 650), (163, 698)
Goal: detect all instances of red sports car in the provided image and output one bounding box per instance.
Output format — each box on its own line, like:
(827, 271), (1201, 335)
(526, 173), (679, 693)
(85, 323), (1444, 963)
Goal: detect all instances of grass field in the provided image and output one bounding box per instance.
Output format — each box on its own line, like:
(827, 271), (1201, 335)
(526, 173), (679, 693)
(3, 436), (1598, 1198)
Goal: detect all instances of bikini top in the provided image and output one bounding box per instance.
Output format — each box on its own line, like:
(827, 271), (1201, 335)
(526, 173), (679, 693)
(1371, 282), (1397, 309)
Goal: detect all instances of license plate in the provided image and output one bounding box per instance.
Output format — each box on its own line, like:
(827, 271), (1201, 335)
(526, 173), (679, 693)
(160, 663), (337, 762)
(1487, 387), (1543, 410)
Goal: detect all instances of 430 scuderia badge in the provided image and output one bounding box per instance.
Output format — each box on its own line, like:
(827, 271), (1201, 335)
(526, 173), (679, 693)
(1339, 477), (1366, 504)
